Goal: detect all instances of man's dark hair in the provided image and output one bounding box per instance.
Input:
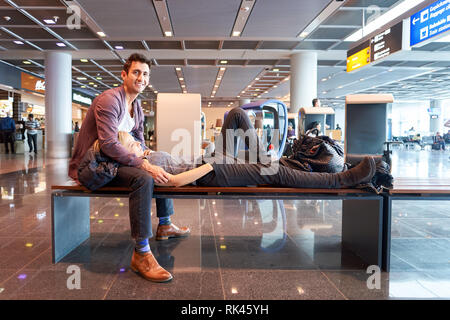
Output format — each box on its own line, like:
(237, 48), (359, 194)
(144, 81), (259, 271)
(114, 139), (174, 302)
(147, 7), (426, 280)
(28, 113), (34, 119)
(123, 53), (152, 75)
(312, 98), (319, 107)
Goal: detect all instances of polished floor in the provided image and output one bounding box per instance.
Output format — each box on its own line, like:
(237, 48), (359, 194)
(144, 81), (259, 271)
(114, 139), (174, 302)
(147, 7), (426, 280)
(0, 148), (449, 300)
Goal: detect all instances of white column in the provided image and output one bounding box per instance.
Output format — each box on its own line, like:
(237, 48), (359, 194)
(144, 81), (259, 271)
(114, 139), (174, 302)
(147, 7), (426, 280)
(430, 99), (443, 133)
(45, 51), (72, 158)
(290, 52), (317, 114)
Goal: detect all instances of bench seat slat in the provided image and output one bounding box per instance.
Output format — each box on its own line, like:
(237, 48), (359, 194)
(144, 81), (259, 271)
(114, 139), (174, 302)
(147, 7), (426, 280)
(51, 185), (370, 195)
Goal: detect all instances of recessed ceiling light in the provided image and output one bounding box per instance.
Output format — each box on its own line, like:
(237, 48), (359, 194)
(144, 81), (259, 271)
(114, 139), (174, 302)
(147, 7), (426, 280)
(175, 67), (181, 71)
(80, 85), (86, 88)
(220, 60), (228, 64)
(93, 84), (98, 87)
(273, 85), (278, 88)
(43, 19), (56, 24)
(97, 31), (106, 37)
(96, 77), (102, 80)
(56, 42), (66, 47)
(299, 31), (309, 38)
(164, 31), (173, 37)
(80, 59), (88, 62)
(76, 77), (87, 80)
(89, 82), (94, 85)
(232, 31), (241, 37)
(22, 61), (31, 64)
(113, 84), (119, 87)
(114, 45), (124, 50)
(179, 77), (184, 81)
(272, 68), (279, 72)
(220, 67), (226, 71)
(14, 40), (24, 45)
(154, 90), (158, 93)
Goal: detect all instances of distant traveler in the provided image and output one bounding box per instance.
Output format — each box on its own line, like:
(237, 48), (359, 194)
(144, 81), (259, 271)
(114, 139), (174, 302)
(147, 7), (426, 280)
(433, 132), (445, 150)
(25, 113), (40, 154)
(312, 98), (321, 108)
(305, 121), (321, 137)
(0, 112), (16, 154)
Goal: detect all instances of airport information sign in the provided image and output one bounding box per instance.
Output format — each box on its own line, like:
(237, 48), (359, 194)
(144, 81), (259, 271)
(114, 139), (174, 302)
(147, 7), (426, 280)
(371, 21), (403, 62)
(410, 0), (450, 47)
(347, 40), (371, 72)
(347, 21), (403, 72)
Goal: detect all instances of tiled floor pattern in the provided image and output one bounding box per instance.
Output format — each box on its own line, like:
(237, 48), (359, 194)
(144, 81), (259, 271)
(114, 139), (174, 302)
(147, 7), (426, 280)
(0, 149), (448, 299)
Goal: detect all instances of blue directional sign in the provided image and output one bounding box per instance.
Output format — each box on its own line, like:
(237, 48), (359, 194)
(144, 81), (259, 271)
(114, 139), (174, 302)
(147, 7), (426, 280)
(410, 0), (450, 47)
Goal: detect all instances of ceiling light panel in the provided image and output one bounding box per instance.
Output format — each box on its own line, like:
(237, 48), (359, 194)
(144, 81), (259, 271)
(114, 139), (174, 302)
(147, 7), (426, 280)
(174, 67), (187, 93)
(231, 0), (256, 37)
(153, 0), (174, 37)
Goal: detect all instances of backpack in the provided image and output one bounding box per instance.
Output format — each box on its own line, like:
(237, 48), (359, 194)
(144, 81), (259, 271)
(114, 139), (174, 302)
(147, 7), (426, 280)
(290, 134), (347, 173)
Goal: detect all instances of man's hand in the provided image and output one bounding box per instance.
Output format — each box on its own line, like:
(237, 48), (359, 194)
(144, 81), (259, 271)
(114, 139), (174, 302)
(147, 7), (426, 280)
(143, 149), (152, 156)
(140, 159), (170, 184)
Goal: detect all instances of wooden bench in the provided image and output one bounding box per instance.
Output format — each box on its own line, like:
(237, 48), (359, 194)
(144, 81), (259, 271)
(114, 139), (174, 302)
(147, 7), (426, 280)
(381, 177), (450, 271)
(51, 183), (385, 269)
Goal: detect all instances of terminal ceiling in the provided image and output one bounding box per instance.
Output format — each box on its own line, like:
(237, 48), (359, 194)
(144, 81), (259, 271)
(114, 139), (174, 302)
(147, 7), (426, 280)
(1, 0), (450, 110)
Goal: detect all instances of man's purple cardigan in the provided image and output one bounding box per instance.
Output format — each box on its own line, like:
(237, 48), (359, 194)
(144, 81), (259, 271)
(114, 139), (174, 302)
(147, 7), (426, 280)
(69, 86), (147, 182)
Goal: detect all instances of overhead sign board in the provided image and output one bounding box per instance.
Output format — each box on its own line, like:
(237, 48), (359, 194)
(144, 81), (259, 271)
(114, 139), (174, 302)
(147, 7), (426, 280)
(410, 0), (450, 47)
(347, 21), (404, 72)
(347, 40), (371, 72)
(21, 72), (45, 94)
(371, 21), (403, 62)
(72, 91), (93, 106)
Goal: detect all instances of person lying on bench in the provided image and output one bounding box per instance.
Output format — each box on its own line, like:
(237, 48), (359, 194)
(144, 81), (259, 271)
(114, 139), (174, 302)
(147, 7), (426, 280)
(117, 131), (376, 190)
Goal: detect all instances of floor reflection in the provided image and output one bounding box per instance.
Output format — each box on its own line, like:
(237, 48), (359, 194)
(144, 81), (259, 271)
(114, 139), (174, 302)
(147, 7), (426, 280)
(0, 148), (448, 299)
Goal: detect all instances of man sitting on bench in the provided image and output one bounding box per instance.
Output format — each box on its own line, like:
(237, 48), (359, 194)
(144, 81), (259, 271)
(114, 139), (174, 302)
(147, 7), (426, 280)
(69, 53), (189, 283)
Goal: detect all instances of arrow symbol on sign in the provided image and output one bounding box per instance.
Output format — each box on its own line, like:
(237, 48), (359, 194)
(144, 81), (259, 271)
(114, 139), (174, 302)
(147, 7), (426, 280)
(413, 17), (420, 25)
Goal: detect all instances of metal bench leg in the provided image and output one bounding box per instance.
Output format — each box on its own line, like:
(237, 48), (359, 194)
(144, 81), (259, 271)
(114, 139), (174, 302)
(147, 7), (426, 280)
(342, 199), (383, 267)
(382, 196), (392, 272)
(51, 192), (90, 263)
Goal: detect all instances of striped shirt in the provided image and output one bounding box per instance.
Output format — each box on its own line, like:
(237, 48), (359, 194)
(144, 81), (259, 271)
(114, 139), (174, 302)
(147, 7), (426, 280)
(26, 119), (40, 135)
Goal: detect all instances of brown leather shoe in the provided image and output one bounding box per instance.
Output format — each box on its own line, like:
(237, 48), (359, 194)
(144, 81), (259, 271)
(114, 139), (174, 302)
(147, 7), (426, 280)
(156, 223), (191, 241)
(130, 251), (173, 282)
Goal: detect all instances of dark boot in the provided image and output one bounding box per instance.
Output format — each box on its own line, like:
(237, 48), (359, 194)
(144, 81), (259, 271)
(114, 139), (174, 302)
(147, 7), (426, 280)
(337, 156), (376, 187)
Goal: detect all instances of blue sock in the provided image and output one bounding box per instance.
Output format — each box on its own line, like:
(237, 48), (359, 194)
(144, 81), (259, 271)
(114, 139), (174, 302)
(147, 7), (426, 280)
(135, 238), (150, 254)
(159, 216), (171, 226)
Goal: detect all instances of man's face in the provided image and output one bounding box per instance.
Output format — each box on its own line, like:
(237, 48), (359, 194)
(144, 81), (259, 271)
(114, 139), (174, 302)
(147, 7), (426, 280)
(121, 61), (150, 95)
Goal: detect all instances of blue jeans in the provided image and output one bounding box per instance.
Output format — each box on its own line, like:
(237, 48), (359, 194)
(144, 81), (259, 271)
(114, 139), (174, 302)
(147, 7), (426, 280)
(106, 166), (173, 239)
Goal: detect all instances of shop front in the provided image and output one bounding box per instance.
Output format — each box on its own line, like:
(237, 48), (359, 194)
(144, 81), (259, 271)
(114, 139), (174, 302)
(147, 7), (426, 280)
(0, 67), (95, 154)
